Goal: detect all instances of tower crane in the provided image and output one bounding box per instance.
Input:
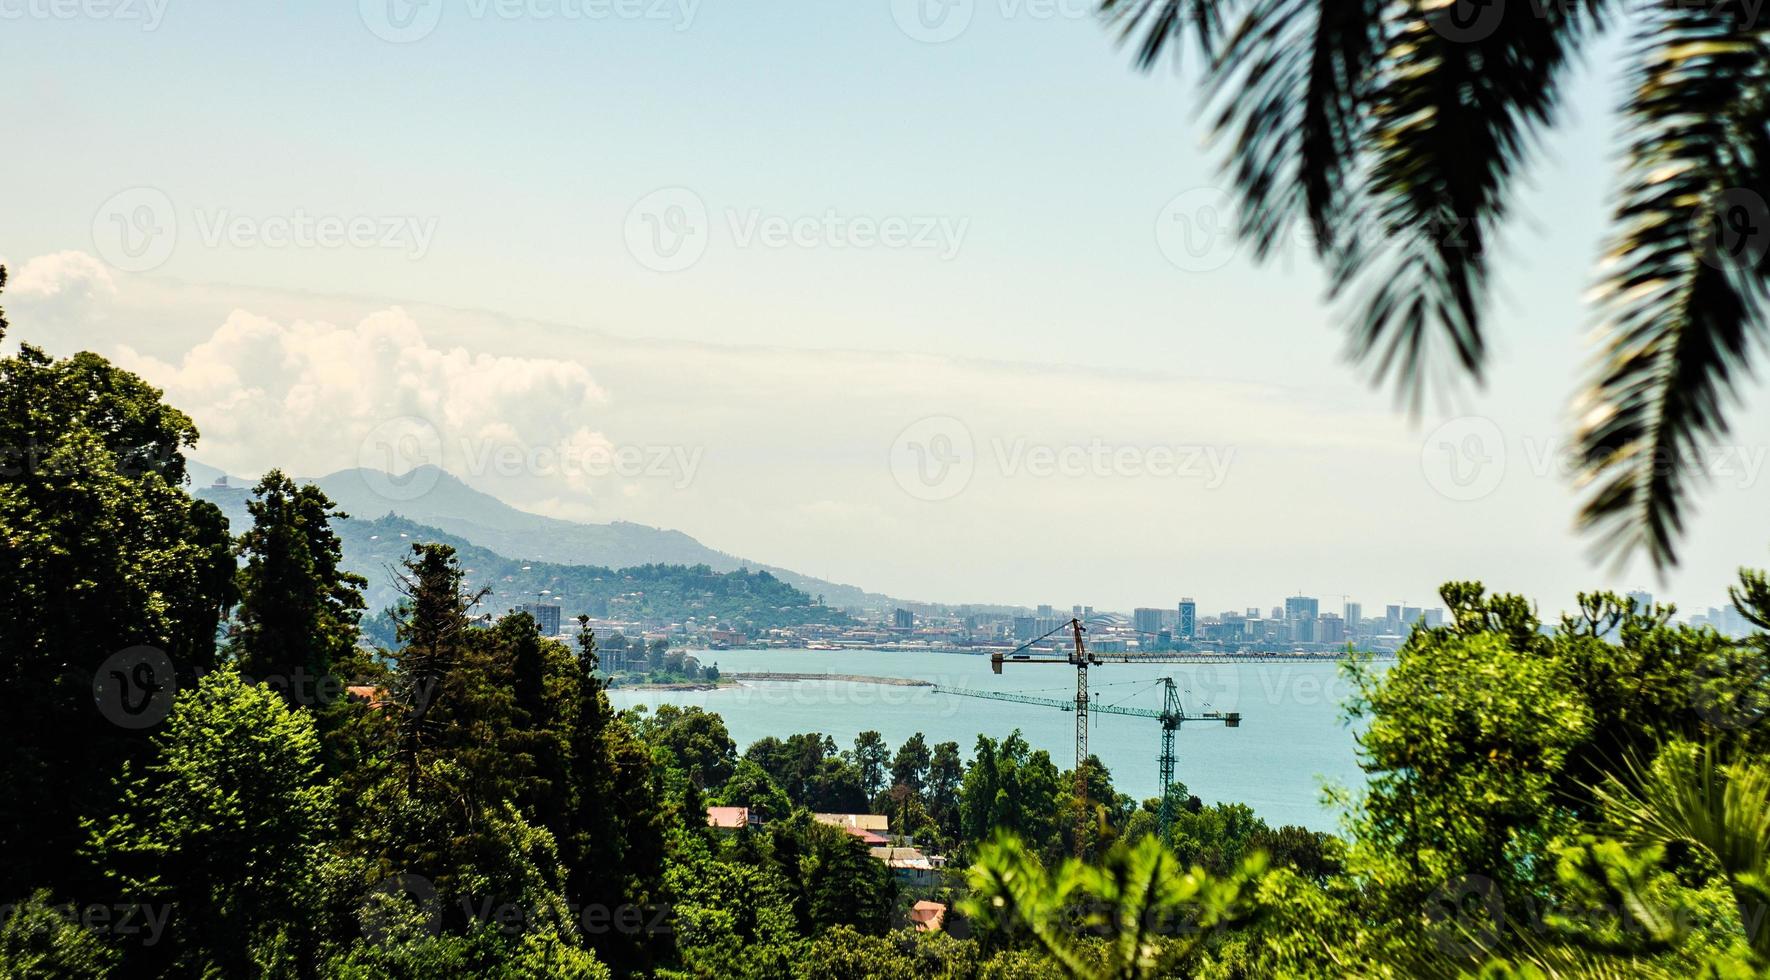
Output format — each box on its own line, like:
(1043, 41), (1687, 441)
(979, 617), (1377, 853)
(932, 677), (1239, 837)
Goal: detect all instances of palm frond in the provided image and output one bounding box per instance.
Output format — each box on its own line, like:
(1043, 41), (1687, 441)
(1340, 0), (1600, 411)
(1594, 743), (1770, 957)
(1575, 5), (1770, 569)
(1205, 0), (1385, 256)
(1101, 0), (1230, 68)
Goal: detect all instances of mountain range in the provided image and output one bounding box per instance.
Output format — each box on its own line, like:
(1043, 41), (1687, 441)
(188, 462), (893, 612)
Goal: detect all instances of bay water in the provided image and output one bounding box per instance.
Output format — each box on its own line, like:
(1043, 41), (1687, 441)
(607, 649), (1374, 833)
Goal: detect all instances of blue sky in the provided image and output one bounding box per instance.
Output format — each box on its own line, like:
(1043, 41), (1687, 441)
(6, 4), (1769, 613)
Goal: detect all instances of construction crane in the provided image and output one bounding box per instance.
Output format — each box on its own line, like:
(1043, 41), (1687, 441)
(978, 617), (1378, 853)
(932, 677), (1239, 837)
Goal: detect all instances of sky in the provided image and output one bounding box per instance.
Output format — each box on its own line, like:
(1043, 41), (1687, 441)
(4, 2), (1770, 615)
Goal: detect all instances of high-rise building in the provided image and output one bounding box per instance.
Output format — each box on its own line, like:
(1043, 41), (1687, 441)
(515, 602), (562, 637)
(1177, 598), (1197, 639)
(1423, 608), (1445, 629)
(1384, 605), (1403, 635)
(1037, 604), (1054, 618)
(1317, 613), (1345, 644)
(1626, 590), (1653, 612)
(1133, 607), (1165, 635)
(893, 608), (915, 630)
(1284, 596), (1320, 622)
(1402, 607), (1423, 630)
(1343, 601), (1362, 629)
(1013, 616), (1037, 641)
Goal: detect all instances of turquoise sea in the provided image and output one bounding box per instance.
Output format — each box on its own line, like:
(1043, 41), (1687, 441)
(607, 649), (1376, 833)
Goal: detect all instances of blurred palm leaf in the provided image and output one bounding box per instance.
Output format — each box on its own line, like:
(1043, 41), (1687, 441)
(1107, 0), (1770, 565)
(1594, 743), (1770, 958)
(1575, 5), (1770, 568)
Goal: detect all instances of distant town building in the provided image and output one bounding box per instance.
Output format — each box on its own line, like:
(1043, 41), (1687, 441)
(870, 846), (938, 888)
(893, 608), (915, 630)
(1627, 590), (1654, 612)
(1423, 608), (1445, 629)
(1343, 602), (1362, 630)
(1284, 596), (1319, 622)
(1177, 598), (1197, 639)
(908, 900), (947, 933)
(814, 813), (889, 834)
(1317, 613), (1345, 644)
(1133, 607), (1165, 636)
(515, 602), (562, 636)
(706, 806), (754, 831)
(1036, 604), (1054, 618)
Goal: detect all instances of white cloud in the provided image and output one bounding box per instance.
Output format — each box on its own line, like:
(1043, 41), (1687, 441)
(9, 250), (117, 301)
(114, 307), (611, 499)
(4, 251), (118, 329)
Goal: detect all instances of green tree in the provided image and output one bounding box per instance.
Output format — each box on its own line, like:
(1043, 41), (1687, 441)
(890, 733), (932, 796)
(232, 470), (367, 742)
(632, 704), (738, 791)
(928, 741), (964, 838)
(807, 828), (895, 936)
(962, 832), (1262, 979)
(0, 890), (117, 980)
(0, 309), (237, 899)
(960, 732), (1064, 858)
(389, 543), (486, 793)
(851, 730), (890, 802)
(88, 667), (335, 976)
